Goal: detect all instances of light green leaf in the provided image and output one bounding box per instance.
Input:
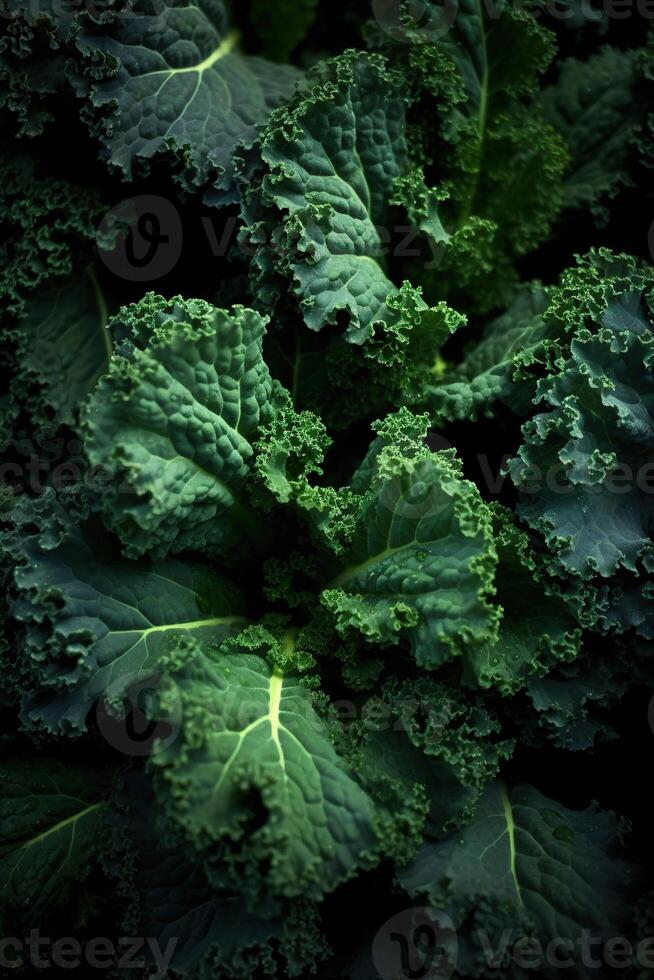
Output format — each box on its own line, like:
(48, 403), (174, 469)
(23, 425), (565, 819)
(83, 295), (274, 559)
(427, 285), (550, 422)
(323, 412), (499, 668)
(242, 52), (431, 344)
(149, 642), (378, 901)
(461, 505), (582, 694)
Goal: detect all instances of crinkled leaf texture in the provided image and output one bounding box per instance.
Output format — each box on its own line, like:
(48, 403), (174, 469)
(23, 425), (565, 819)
(523, 652), (631, 751)
(74, 0), (301, 200)
(149, 641), (379, 903)
(323, 411), (499, 668)
(461, 505), (582, 694)
(0, 758), (111, 930)
(509, 254), (654, 636)
(0, 0), (75, 137)
(389, 0), (566, 312)
(83, 295), (274, 560)
(357, 676), (512, 837)
(399, 782), (635, 979)
(120, 776), (329, 979)
(0, 151), (100, 321)
(241, 51), (435, 344)
(5, 492), (245, 735)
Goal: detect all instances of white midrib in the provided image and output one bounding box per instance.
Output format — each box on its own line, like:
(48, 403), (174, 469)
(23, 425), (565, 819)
(213, 672), (287, 795)
(147, 30), (239, 79)
(268, 672), (285, 774)
(110, 616), (247, 637)
(500, 784), (525, 908)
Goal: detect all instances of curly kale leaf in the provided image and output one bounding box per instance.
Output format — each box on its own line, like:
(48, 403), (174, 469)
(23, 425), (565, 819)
(355, 676), (513, 838)
(241, 51), (443, 345)
(540, 47), (647, 223)
(0, 151), (101, 322)
(83, 295), (275, 560)
(521, 648), (634, 751)
(119, 776), (330, 979)
(427, 284), (551, 422)
(386, 0), (567, 312)
(399, 782), (636, 979)
(14, 270), (111, 429)
(0, 0), (82, 137)
(461, 505), (582, 694)
(4, 491), (246, 735)
(0, 758), (112, 931)
(322, 410), (500, 668)
(509, 252), (654, 638)
(73, 0), (301, 201)
(148, 639), (380, 903)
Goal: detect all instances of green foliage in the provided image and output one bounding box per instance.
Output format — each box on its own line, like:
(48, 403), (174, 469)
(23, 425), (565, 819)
(0, 759), (112, 930)
(399, 782), (636, 978)
(0, 3), (651, 976)
(375, 0), (568, 312)
(83, 295), (276, 559)
(509, 251), (654, 635)
(149, 639), (381, 902)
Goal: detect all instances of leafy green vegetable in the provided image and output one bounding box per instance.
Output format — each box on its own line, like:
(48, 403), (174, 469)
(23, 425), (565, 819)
(4, 492), (245, 735)
(399, 782), (635, 979)
(377, 0), (567, 312)
(509, 251), (654, 635)
(74, 0), (302, 201)
(241, 51), (439, 344)
(149, 638), (381, 903)
(17, 271), (111, 428)
(323, 410), (499, 668)
(540, 47), (645, 222)
(83, 295), (275, 559)
(0, 4), (650, 975)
